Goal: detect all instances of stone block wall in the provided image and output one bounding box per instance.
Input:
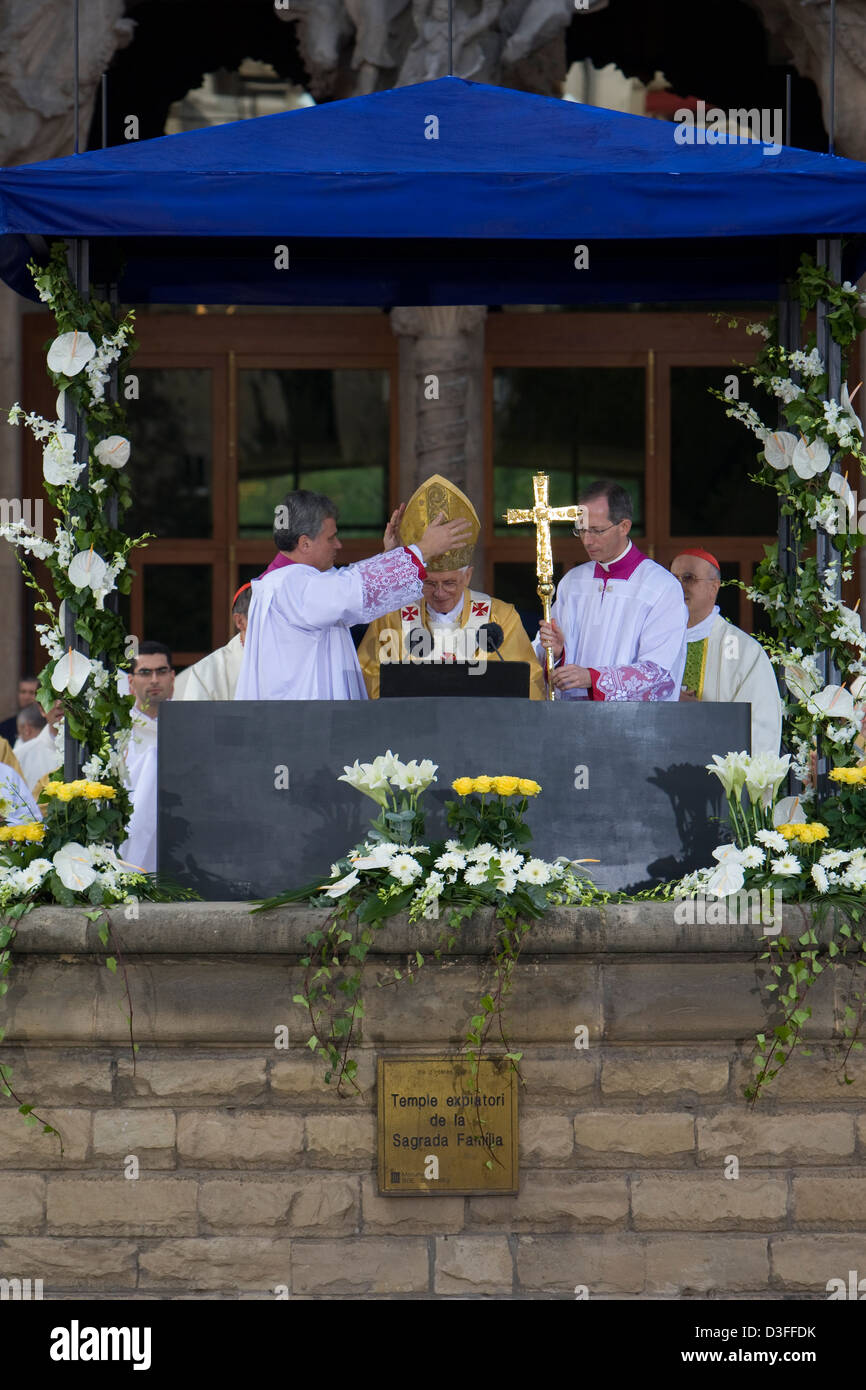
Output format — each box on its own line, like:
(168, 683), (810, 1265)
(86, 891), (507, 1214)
(0, 903), (864, 1299)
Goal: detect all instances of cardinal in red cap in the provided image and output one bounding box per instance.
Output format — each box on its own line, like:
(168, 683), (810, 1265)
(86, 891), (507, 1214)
(670, 549), (782, 753)
(173, 583), (252, 702)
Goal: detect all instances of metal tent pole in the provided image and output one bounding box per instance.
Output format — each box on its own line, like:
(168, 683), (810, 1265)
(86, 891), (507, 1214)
(814, 237), (843, 801)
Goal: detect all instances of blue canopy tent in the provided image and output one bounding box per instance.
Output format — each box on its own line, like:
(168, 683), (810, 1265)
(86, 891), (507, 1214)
(2, 75), (866, 304)
(0, 75), (862, 783)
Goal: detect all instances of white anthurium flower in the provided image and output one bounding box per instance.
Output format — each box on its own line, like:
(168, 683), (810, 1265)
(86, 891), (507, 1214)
(321, 869), (360, 899)
(68, 548), (109, 592)
(704, 861), (746, 898)
(806, 685), (856, 721)
(828, 469), (856, 516)
(55, 390), (66, 423)
(46, 330), (96, 378)
(840, 383), (864, 437)
(93, 435), (130, 469)
(784, 660), (821, 701)
(711, 844), (747, 865)
(53, 842), (97, 892)
(791, 436), (831, 480)
(762, 430), (798, 471)
(773, 796), (806, 827)
(51, 648), (93, 696)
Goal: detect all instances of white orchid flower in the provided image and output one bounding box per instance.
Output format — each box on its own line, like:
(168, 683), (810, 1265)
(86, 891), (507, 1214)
(42, 430), (80, 487)
(53, 842), (97, 892)
(46, 330), (97, 378)
(93, 435), (131, 469)
(51, 648), (93, 696)
(762, 430), (798, 471)
(791, 436), (831, 480)
(68, 548), (109, 592)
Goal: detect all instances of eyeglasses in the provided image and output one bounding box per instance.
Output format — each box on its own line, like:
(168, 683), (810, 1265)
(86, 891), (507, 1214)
(676, 573), (717, 584)
(134, 666), (171, 678)
(574, 522), (622, 537)
(422, 579), (463, 594)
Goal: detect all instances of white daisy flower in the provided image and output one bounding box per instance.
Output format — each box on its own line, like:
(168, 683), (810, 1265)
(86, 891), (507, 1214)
(810, 864), (830, 894)
(770, 854), (801, 877)
(755, 829), (787, 853)
(389, 854), (423, 885)
(741, 845), (765, 868)
(497, 850), (525, 873)
(464, 864), (490, 886)
(518, 858), (553, 886)
(467, 842), (496, 862)
(435, 850), (466, 873)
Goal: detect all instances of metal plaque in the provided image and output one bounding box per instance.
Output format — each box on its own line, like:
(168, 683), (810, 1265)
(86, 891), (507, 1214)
(377, 1056), (518, 1195)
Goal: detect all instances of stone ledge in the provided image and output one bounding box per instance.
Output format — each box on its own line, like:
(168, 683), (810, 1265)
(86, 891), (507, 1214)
(6, 901), (826, 957)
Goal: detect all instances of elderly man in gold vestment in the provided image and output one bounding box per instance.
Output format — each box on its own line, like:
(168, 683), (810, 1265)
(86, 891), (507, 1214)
(358, 475), (545, 700)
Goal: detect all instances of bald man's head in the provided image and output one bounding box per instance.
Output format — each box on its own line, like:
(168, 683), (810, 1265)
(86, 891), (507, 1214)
(671, 553), (721, 626)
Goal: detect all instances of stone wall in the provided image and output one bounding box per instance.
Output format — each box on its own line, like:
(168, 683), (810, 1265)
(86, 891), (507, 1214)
(0, 903), (863, 1300)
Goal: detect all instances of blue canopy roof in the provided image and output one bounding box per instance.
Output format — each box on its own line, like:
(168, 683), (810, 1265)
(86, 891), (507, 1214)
(2, 76), (865, 304)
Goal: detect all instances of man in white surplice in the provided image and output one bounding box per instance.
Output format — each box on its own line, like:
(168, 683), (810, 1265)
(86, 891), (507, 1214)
(174, 584), (250, 702)
(537, 481), (687, 701)
(235, 490), (473, 701)
(671, 548), (782, 754)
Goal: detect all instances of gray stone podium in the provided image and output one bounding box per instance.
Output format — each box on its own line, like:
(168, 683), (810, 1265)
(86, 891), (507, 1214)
(157, 699), (749, 899)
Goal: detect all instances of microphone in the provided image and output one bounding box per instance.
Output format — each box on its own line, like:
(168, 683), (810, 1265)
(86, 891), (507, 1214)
(477, 622), (505, 661)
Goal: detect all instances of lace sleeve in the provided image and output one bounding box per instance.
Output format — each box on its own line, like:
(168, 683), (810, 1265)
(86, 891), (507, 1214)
(356, 548), (423, 622)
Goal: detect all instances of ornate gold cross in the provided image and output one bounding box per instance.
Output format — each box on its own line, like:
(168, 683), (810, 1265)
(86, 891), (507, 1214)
(505, 473), (585, 701)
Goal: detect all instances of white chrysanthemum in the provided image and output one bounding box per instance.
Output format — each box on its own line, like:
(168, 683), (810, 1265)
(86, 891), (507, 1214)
(464, 864), (489, 886)
(496, 871), (518, 896)
(467, 842), (496, 863)
(819, 849), (851, 870)
(435, 850), (466, 873)
(770, 854), (801, 877)
(518, 858), (553, 886)
(756, 829), (787, 853)
(389, 854), (423, 885)
(741, 845), (765, 868)
(497, 850), (525, 873)
(810, 864), (830, 895)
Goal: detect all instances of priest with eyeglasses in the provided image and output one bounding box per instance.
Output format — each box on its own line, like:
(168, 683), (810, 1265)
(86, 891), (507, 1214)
(536, 480), (688, 701)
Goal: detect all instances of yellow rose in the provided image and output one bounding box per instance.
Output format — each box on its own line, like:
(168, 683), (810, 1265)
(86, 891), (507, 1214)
(41, 782), (60, 798)
(56, 786), (73, 802)
(451, 778), (474, 797)
(517, 779), (541, 797)
(472, 776), (493, 794)
(777, 823), (799, 840)
(0, 827), (11, 842)
(24, 824), (44, 842)
(492, 776), (520, 796)
(806, 823), (828, 842)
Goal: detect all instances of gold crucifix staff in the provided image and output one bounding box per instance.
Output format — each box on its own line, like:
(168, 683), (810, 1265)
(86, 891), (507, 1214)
(504, 473), (585, 702)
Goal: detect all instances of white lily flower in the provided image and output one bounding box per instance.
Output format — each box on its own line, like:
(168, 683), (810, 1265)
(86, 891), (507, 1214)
(93, 435), (131, 469)
(46, 330), (96, 378)
(705, 751), (750, 797)
(743, 752), (791, 809)
(51, 648), (93, 696)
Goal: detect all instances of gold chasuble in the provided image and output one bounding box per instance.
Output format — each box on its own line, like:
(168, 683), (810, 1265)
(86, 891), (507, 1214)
(0, 736), (24, 781)
(358, 591), (546, 700)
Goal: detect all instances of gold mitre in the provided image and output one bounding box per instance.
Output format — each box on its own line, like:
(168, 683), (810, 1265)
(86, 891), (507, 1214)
(401, 474), (480, 571)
